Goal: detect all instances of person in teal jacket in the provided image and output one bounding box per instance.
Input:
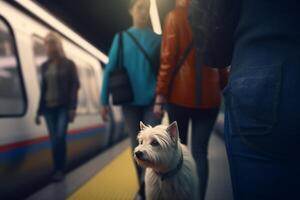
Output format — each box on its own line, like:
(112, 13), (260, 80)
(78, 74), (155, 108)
(100, 0), (161, 197)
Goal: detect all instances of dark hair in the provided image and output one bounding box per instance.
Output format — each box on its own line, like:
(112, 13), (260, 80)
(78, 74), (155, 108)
(129, 0), (150, 10)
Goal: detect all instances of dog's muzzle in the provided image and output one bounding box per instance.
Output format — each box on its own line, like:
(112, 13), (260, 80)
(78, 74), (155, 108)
(135, 151), (146, 161)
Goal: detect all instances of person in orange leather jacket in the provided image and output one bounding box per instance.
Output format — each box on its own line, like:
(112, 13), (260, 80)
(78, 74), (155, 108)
(154, 0), (228, 199)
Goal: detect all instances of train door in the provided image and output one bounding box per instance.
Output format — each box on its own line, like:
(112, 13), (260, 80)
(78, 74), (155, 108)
(0, 17), (27, 118)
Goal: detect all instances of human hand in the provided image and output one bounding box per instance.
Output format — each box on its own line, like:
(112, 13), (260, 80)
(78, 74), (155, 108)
(100, 106), (109, 122)
(69, 110), (76, 123)
(35, 115), (41, 125)
(153, 104), (165, 118)
(153, 95), (166, 118)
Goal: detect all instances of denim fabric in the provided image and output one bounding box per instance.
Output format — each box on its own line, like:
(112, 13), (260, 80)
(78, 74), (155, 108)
(122, 105), (162, 181)
(224, 108), (300, 200)
(224, 60), (300, 199)
(226, 64), (282, 136)
(167, 104), (219, 200)
(44, 106), (69, 172)
(224, 54), (300, 200)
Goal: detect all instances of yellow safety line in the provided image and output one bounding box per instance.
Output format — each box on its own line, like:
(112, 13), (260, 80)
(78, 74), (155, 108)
(68, 148), (139, 200)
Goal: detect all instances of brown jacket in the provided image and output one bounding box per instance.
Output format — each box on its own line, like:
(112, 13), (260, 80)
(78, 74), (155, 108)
(37, 57), (80, 115)
(156, 0), (228, 109)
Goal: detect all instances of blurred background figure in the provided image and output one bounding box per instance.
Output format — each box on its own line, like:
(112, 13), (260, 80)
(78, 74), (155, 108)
(154, 0), (228, 199)
(100, 0), (161, 198)
(35, 32), (80, 182)
(189, 0), (300, 199)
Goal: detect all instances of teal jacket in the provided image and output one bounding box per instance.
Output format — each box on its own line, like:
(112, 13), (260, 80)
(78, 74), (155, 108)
(101, 27), (161, 106)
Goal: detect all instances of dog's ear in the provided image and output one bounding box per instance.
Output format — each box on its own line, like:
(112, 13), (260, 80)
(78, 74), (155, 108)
(166, 121), (179, 143)
(140, 121), (147, 130)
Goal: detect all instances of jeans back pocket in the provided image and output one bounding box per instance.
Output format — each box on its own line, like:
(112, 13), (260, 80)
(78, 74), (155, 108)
(226, 64), (282, 136)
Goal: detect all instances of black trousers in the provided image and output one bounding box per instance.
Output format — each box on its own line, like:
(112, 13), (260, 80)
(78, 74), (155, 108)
(167, 104), (219, 200)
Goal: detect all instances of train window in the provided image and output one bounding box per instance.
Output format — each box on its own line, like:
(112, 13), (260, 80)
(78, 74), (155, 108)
(32, 36), (47, 84)
(85, 65), (100, 112)
(76, 63), (89, 113)
(0, 18), (26, 116)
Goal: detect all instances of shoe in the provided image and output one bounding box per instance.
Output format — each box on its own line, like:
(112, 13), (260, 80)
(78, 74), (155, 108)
(52, 171), (65, 182)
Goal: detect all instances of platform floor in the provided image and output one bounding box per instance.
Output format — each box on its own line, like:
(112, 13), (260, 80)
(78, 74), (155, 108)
(27, 133), (233, 200)
(69, 147), (138, 200)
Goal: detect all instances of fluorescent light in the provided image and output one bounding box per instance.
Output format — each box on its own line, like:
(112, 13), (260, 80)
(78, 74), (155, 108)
(15, 0), (109, 64)
(150, 0), (162, 35)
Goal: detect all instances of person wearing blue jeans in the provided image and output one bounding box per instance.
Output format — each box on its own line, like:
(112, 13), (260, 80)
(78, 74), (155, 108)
(190, 0), (300, 199)
(36, 32), (79, 182)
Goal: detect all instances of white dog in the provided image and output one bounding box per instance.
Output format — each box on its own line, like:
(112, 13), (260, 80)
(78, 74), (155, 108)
(134, 121), (199, 200)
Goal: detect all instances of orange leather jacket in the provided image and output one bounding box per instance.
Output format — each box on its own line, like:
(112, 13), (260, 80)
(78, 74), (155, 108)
(156, 0), (228, 109)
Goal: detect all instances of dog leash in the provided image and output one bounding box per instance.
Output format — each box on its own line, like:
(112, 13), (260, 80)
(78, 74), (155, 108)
(155, 152), (184, 181)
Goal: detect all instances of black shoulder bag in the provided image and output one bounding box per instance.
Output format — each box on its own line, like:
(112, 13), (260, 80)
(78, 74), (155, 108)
(108, 32), (134, 105)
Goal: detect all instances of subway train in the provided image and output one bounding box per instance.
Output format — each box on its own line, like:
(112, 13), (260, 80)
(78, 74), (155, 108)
(0, 1), (126, 199)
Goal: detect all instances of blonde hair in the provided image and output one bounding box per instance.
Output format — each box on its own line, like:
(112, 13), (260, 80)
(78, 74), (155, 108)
(45, 32), (66, 57)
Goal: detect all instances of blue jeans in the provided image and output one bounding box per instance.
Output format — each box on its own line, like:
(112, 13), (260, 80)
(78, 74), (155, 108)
(122, 105), (162, 180)
(224, 108), (300, 200)
(167, 104), (219, 200)
(224, 59), (300, 200)
(44, 106), (69, 172)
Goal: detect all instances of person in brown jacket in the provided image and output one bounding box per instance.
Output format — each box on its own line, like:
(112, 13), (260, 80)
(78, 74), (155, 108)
(154, 0), (228, 199)
(35, 32), (80, 182)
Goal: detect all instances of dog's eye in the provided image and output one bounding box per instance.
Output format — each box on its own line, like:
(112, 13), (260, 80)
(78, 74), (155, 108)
(151, 140), (159, 146)
(139, 140), (143, 145)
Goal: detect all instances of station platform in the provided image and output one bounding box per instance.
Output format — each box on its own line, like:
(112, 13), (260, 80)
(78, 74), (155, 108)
(26, 132), (233, 200)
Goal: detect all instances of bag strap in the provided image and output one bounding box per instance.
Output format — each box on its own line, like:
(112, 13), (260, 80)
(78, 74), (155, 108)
(167, 41), (194, 98)
(117, 32), (123, 69)
(125, 31), (156, 71)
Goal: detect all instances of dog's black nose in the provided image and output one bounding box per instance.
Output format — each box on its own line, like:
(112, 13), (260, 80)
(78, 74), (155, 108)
(135, 151), (144, 159)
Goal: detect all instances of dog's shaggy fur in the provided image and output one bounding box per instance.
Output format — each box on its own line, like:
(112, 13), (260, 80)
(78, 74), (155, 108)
(134, 121), (199, 200)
